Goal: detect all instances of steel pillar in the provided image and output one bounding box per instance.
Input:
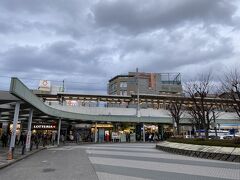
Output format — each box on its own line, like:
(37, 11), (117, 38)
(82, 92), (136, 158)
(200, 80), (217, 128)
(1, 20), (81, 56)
(94, 122), (98, 143)
(26, 109), (33, 151)
(57, 118), (61, 146)
(8, 102), (20, 159)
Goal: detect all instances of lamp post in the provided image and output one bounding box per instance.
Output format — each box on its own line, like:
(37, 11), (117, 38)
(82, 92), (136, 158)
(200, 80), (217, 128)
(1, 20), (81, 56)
(136, 68), (140, 118)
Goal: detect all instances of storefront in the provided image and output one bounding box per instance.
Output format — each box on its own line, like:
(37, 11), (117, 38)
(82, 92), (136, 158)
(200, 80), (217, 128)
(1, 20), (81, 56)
(32, 124), (57, 136)
(74, 124), (92, 142)
(92, 123), (113, 143)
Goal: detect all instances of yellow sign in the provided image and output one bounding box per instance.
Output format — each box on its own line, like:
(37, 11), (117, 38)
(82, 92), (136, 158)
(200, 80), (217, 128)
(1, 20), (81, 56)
(93, 124), (113, 128)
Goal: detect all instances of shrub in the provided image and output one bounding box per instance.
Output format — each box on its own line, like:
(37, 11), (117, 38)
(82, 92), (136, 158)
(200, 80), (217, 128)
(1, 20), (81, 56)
(167, 137), (240, 147)
(233, 137), (240, 145)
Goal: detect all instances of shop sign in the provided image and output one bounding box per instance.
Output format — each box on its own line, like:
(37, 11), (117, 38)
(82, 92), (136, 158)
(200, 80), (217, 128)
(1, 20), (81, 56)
(74, 124), (91, 128)
(112, 132), (120, 139)
(33, 124), (56, 129)
(92, 124), (113, 128)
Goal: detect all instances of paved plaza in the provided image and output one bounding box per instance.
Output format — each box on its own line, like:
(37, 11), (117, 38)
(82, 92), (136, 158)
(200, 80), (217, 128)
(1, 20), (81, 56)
(0, 143), (239, 180)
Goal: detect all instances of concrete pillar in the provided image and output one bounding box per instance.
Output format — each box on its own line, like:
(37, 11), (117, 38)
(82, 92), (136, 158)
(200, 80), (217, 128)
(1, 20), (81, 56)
(94, 122), (98, 143)
(26, 109), (33, 151)
(57, 118), (61, 146)
(8, 102), (20, 159)
(142, 123), (145, 142)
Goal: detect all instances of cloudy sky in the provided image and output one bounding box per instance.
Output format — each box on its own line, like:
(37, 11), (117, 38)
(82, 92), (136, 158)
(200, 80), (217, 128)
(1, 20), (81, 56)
(0, 0), (240, 94)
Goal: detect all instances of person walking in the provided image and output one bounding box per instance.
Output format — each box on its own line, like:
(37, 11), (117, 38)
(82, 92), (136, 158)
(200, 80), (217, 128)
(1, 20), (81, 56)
(1, 132), (8, 148)
(61, 134), (65, 145)
(76, 132), (80, 144)
(18, 132), (25, 146)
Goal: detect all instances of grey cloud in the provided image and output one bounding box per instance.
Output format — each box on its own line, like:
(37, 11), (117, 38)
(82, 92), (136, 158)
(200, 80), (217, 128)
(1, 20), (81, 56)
(0, 0), (239, 94)
(0, 41), (109, 76)
(93, 0), (236, 33)
(0, 0), (87, 16)
(114, 27), (234, 73)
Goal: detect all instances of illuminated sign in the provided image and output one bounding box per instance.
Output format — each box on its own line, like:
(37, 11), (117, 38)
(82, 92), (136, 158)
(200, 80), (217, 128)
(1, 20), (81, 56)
(92, 124), (113, 128)
(38, 80), (51, 91)
(33, 124), (56, 129)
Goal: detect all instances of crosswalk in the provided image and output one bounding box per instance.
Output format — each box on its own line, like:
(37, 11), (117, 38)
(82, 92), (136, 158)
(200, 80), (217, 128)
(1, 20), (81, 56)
(82, 143), (240, 180)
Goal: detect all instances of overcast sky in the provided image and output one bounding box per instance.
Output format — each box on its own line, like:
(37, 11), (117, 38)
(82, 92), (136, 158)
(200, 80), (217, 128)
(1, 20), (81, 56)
(0, 0), (240, 94)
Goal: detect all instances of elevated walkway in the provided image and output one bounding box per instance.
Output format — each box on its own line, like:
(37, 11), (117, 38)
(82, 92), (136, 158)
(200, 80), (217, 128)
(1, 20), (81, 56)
(10, 78), (239, 124)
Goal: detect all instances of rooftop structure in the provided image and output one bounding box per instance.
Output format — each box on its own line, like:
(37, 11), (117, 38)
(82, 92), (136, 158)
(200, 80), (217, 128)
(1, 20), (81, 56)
(108, 72), (182, 96)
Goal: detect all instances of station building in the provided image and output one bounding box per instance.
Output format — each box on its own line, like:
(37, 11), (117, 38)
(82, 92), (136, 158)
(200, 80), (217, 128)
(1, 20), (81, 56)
(0, 76), (239, 155)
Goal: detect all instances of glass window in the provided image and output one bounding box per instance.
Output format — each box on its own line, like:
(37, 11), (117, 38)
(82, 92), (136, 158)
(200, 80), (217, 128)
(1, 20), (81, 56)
(120, 82), (127, 88)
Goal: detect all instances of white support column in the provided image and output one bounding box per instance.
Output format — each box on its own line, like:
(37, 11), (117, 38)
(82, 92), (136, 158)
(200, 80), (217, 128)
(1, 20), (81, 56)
(94, 122), (98, 143)
(8, 102), (20, 159)
(26, 109), (33, 151)
(57, 118), (61, 146)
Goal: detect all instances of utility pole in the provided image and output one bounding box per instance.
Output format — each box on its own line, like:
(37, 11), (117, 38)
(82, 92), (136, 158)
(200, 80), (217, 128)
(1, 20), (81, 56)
(62, 80), (65, 92)
(136, 68), (140, 118)
(213, 110), (218, 137)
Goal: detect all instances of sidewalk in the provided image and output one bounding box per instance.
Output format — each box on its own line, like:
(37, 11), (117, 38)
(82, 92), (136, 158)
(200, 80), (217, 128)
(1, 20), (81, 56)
(0, 144), (56, 169)
(156, 141), (240, 162)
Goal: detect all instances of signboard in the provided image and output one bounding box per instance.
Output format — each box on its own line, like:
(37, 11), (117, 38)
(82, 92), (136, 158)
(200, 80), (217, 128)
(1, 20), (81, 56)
(112, 132), (120, 139)
(74, 124), (91, 128)
(33, 124), (56, 130)
(38, 80), (51, 91)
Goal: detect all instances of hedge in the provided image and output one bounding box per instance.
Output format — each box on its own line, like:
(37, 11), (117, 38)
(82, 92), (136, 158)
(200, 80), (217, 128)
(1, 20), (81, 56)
(167, 137), (240, 147)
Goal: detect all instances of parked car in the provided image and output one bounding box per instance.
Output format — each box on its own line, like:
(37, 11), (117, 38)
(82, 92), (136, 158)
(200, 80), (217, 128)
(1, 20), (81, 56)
(223, 135), (235, 140)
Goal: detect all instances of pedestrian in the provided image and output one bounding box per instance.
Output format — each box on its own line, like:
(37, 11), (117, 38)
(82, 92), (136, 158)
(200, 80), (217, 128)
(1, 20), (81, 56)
(18, 132), (25, 146)
(50, 132), (55, 145)
(61, 134), (65, 145)
(1, 132), (8, 148)
(76, 132), (81, 144)
(43, 134), (47, 147)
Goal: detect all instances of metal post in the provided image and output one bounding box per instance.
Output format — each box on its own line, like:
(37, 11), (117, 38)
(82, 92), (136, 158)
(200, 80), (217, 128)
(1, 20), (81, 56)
(94, 122), (98, 143)
(57, 118), (61, 146)
(26, 109), (33, 151)
(213, 111), (218, 137)
(136, 68), (140, 118)
(8, 102), (20, 159)
(142, 123), (145, 142)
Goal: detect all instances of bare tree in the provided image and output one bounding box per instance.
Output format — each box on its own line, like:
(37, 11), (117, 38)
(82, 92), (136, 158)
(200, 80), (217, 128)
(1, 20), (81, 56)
(186, 105), (202, 137)
(167, 98), (184, 136)
(184, 73), (217, 139)
(221, 68), (240, 117)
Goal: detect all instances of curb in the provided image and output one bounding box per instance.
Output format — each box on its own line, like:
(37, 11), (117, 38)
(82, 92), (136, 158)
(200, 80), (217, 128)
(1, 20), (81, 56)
(156, 143), (240, 163)
(0, 147), (46, 170)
